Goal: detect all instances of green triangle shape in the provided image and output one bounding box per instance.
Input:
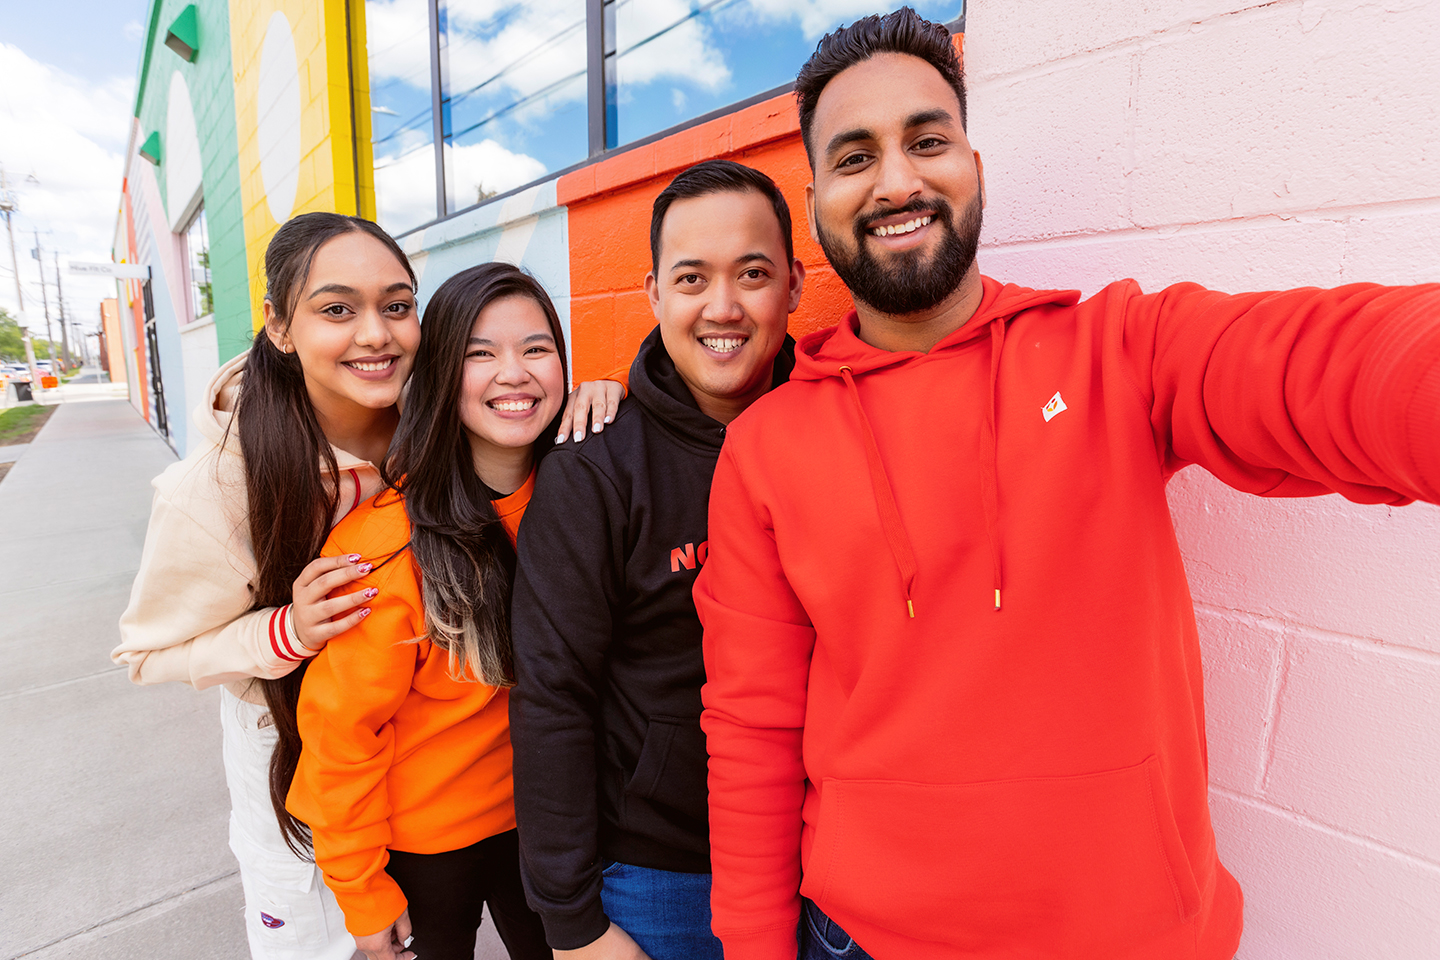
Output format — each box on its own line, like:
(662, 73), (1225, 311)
(140, 131), (162, 165)
(165, 5), (199, 62)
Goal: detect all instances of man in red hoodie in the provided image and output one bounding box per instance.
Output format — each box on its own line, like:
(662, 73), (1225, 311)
(694, 8), (1440, 960)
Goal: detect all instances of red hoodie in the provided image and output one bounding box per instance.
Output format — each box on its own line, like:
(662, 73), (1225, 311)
(695, 276), (1440, 960)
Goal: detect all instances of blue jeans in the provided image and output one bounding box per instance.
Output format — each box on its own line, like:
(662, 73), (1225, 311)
(600, 861), (724, 960)
(798, 899), (875, 960)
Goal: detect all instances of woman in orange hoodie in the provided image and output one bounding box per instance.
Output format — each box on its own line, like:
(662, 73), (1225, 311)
(283, 263), (568, 960)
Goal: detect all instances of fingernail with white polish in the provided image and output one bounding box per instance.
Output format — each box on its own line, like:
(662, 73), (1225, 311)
(573, 430), (583, 442)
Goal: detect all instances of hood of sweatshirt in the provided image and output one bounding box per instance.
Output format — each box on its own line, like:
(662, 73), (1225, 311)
(190, 350), (379, 477)
(790, 277), (1079, 616)
(628, 324), (797, 451)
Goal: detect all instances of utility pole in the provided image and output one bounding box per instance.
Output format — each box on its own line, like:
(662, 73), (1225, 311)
(33, 231), (57, 376)
(54, 250), (72, 369)
(0, 166), (41, 391)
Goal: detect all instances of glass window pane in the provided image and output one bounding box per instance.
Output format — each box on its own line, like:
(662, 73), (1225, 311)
(186, 207), (212, 321)
(444, 0), (590, 213)
(613, 0), (963, 147)
(367, 0), (439, 234)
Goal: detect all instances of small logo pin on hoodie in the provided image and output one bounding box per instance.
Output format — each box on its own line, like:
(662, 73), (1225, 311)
(1042, 391), (1068, 422)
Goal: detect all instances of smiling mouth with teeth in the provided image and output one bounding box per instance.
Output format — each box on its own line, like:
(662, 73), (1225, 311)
(345, 358), (395, 372)
(870, 215), (933, 238)
(489, 398), (538, 412)
(700, 336), (746, 354)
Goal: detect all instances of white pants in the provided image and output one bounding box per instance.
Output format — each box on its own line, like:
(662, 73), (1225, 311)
(221, 688), (358, 960)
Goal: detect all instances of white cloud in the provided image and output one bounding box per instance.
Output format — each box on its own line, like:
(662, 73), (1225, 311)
(365, 0), (731, 116)
(0, 42), (132, 338)
(123, 20), (145, 43)
(738, 0), (958, 41)
(374, 137), (546, 235)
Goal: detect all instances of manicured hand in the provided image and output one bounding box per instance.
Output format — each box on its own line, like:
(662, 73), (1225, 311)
(556, 378), (624, 444)
(553, 923), (653, 960)
(291, 553), (377, 652)
(355, 909), (415, 960)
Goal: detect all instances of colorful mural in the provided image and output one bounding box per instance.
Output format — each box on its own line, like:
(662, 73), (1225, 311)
(114, 1), (956, 456)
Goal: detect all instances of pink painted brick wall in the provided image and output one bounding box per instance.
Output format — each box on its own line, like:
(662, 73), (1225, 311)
(967, 1), (1440, 955)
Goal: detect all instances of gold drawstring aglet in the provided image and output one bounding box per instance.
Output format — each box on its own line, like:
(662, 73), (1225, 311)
(994, 589), (1002, 611)
(907, 599), (915, 619)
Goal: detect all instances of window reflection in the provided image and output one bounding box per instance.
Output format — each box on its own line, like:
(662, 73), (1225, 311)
(367, 0), (438, 235)
(444, 0), (589, 213)
(614, 0), (962, 146)
(184, 207), (212, 321)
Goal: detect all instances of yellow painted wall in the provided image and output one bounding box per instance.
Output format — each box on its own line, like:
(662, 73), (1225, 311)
(229, 0), (374, 332)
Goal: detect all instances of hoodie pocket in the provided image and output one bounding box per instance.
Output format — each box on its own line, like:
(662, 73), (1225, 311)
(625, 715), (708, 824)
(800, 757), (1200, 955)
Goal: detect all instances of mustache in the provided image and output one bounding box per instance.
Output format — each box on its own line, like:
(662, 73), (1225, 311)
(855, 197), (954, 236)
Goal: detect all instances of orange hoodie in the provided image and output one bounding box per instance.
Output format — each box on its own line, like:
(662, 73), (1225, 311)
(287, 472), (534, 937)
(696, 278), (1440, 960)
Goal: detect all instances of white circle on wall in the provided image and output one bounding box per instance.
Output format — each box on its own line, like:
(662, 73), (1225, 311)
(257, 11), (301, 225)
(165, 71), (204, 231)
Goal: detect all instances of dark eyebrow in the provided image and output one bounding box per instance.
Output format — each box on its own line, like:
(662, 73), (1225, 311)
(903, 108), (955, 131)
(668, 258), (708, 273)
(306, 281), (413, 300)
(823, 108), (957, 160)
(824, 126), (875, 161)
(469, 333), (556, 346)
(736, 252), (776, 266)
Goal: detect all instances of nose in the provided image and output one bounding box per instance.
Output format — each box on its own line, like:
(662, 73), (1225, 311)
(494, 349), (532, 385)
(872, 147), (923, 209)
(353, 305), (393, 349)
(699, 278), (744, 324)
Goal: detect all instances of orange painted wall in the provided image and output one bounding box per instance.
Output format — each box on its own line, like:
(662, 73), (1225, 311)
(560, 32), (963, 383)
(559, 94), (854, 383)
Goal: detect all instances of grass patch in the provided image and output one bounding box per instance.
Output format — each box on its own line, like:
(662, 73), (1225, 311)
(0, 403), (57, 446)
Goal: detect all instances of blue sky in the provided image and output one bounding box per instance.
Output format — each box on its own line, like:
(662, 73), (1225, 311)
(0, 2), (146, 329)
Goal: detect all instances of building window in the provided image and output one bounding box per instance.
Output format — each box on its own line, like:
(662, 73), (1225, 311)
(184, 205), (212, 321)
(368, 1), (963, 235)
(613, 0), (964, 146)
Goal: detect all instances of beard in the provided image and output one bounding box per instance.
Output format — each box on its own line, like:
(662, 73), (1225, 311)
(816, 192), (983, 316)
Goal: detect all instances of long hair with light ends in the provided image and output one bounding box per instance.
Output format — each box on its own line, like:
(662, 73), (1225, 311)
(383, 262), (569, 686)
(240, 211), (417, 859)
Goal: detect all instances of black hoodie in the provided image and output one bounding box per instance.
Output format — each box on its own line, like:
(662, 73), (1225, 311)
(510, 325), (796, 949)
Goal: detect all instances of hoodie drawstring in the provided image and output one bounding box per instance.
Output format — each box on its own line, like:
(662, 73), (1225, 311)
(839, 365), (919, 618)
(979, 318), (1005, 611)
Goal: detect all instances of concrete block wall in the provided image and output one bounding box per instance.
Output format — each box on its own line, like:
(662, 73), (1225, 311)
(965, 1), (1440, 956)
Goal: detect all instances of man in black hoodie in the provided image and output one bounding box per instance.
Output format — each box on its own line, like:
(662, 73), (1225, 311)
(510, 159), (806, 960)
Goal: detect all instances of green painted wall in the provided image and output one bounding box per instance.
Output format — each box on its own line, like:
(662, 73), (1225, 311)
(134, 0), (252, 362)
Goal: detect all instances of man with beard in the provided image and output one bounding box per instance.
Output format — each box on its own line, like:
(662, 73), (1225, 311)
(693, 8), (1440, 960)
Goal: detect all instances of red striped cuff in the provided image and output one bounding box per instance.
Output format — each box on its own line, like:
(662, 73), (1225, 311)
(268, 604), (310, 662)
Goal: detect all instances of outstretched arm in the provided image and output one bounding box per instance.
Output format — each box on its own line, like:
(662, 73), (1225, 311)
(1124, 281), (1440, 503)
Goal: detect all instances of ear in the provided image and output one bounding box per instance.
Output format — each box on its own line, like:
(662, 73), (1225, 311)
(974, 150), (986, 209)
(644, 271), (662, 320)
(805, 182), (819, 243)
(262, 300), (289, 353)
(787, 258), (806, 314)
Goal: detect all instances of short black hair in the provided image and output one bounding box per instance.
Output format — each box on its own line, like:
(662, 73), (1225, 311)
(650, 159), (794, 274)
(795, 6), (967, 168)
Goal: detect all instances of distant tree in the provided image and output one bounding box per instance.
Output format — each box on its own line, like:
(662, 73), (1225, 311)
(0, 309), (24, 362)
(0, 311), (53, 362)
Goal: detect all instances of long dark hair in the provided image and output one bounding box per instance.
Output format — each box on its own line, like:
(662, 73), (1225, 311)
(384, 263), (569, 685)
(238, 212), (416, 857)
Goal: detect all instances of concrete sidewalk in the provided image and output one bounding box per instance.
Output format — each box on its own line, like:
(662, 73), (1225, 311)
(1, 400), (509, 960)
(0, 399), (247, 960)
